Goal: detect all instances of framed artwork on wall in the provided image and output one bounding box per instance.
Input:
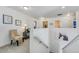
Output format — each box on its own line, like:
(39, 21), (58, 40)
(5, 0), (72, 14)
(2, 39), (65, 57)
(15, 19), (22, 26)
(73, 20), (76, 28)
(34, 21), (37, 29)
(3, 14), (13, 24)
(43, 21), (48, 28)
(54, 20), (61, 28)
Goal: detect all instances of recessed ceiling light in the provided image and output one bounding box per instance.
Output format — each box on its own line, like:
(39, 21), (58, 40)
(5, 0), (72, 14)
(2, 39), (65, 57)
(62, 6), (65, 9)
(23, 6), (28, 10)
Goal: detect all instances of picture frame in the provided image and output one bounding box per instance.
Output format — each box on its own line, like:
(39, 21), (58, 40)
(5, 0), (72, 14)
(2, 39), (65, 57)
(15, 19), (21, 26)
(54, 20), (61, 28)
(34, 21), (37, 29)
(43, 21), (48, 28)
(3, 14), (13, 24)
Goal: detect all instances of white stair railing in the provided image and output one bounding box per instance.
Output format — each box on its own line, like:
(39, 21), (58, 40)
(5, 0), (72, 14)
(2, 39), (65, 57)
(62, 34), (79, 49)
(33, 36), (48, 48)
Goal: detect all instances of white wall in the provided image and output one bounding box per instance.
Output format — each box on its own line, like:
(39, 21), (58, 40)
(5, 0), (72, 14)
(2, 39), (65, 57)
(0, 7), (33, 47)
(63, 35), (79, 53)
(36, 18), (49, 28)
(49, 28), (79, 53)
(49, 12), (79, 52)
(30, 28), (49, 53)
(49, 28), (59, 53)
(56, 28), (79, 49)
(48, 11), (79, 29)
(76, 11), (79, 28)
(49, 13), (75, 28)
(33, 28), (49, 46)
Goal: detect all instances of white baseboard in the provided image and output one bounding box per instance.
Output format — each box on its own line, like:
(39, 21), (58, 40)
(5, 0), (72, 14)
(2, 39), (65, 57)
(0, 42), (10, 48)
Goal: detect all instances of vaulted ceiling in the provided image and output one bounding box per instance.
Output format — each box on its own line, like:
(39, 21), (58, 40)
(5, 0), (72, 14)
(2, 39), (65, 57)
(8, 6), (79, 18)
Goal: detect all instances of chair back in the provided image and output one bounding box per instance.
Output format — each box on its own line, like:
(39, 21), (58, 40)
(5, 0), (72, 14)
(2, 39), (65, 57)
(10, 29), (17, 40)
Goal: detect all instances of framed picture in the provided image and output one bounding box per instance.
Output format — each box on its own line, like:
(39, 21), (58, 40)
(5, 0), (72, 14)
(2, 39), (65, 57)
(54, 20), (61, 28)
(43, 21), (48, 28)
(3, 14), (13, 24)
(34, 21), (37, 29)
(15, 19), (21, 26)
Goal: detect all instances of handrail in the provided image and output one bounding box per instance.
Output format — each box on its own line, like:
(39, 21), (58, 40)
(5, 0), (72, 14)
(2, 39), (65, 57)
(33, 36), (48, 48)
(62, 34), (79, 49)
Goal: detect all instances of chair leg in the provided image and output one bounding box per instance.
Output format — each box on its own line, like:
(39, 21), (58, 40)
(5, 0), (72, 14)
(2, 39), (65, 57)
(11, 40), (13, 45)
(16, 40), (19, 46)
(22, 38), (24, 42)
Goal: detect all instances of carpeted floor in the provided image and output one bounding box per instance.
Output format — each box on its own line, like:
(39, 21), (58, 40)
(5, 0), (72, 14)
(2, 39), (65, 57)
(0, 39), (29, 53)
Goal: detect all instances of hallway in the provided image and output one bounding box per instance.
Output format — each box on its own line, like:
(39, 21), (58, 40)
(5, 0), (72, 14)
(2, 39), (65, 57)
(0, 39), (29, 53)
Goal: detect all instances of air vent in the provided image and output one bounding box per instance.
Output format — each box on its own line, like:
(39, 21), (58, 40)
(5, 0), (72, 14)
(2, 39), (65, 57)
(57, 14), (63, 16)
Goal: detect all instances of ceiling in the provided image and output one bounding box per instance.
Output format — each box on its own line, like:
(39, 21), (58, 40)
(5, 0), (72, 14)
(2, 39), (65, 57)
(8, 6), (79, 18)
